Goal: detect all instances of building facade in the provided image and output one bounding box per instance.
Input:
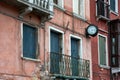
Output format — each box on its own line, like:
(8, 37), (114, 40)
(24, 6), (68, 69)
(91, 0), (120, 80)
(0, 0), (92, 80)
(0, 0), (120, 80)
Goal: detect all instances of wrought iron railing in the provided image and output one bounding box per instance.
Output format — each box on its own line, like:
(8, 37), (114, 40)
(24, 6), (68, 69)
(18, 0), (53, 12)
(50, 52), (90, 79)
(96, 0), (110, 19)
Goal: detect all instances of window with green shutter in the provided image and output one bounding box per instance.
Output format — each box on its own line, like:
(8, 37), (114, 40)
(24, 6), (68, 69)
(98, 35), (107, 66)
(73, 0), (85, 18)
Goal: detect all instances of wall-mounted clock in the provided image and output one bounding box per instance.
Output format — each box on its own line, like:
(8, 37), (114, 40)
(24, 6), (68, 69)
(86, 24), (98, 37)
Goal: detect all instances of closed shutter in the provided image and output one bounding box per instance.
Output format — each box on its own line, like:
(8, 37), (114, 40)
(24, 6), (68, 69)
(50, 31), (61, 74)
(71, 38), (79, 76)
(73, 0), (79, 14)
(99, 35), (106, 65)
(23, 25), (37, 59)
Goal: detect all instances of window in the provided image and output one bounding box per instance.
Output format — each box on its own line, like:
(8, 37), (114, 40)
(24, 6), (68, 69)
(71, 37), (81, 76)
(50, 28), (64, 74)
(73, 0), (85, 18)
(96, 0), (109, 19)
(110, 0), (118, 12)
(23, 24), (38, 59)
(98, 34), (108, 66)
(53, 0), (64, 8)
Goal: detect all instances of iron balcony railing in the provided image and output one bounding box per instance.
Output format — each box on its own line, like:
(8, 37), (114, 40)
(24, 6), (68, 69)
(96, 0), (110, 19)
(50, 52), (90, 79)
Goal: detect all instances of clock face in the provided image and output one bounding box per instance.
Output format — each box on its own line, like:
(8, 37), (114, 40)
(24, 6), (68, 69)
(86, 25), (98, 37)
(87, 26), (97, 35)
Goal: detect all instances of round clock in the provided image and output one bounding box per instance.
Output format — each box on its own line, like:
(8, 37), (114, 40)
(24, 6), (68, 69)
(86, 24), (98, 37)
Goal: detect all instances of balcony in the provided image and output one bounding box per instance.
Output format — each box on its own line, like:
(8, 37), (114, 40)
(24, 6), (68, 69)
(96, 0), (110, 21)
(50, 52), (90, 79)
(1, 0), (53, 18)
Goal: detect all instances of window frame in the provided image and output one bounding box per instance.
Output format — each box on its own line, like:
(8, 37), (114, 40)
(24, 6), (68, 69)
(73, 0), (85, 19)
(21, 23), (40, 61)
(98, 34), (109, 68)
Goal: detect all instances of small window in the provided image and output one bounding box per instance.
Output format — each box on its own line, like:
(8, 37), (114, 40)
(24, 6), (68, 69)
(98, 34), (108, 66)
(110, 0), (118, 13)
(96, 0), (109, 19)
(23, 24), (38, 59)
(53, 0), (64, 8)
(73, 0), (85, 17)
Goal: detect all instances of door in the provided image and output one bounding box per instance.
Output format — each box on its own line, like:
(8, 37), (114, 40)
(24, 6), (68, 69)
(71, 38), (79, 76)
(50, 31), (61, 74)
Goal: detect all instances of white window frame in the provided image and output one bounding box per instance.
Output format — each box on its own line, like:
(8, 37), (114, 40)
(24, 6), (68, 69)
(73, 0), (85, 19)
(109, 0), (118, 13)
(20, 23), (40, 62)
(69, 34), (82, 58)
(98, 34), (109, 68)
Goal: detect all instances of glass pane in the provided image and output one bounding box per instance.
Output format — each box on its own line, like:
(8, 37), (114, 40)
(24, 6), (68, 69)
(110, 0), (115, 11)
(112, 38), (115, 55)
(53, 0), (58, 5)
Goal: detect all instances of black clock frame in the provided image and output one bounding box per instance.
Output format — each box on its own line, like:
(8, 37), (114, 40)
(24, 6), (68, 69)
(86, 24), (98, 37)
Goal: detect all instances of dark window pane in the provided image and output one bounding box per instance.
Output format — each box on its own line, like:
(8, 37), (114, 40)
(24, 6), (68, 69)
(53, 0), (58, 5)
(110, 0), (115, 11)
(50, 31), (61, 74)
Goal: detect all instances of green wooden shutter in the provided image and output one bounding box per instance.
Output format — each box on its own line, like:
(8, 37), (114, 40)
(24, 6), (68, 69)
(99, 35), (106, 65)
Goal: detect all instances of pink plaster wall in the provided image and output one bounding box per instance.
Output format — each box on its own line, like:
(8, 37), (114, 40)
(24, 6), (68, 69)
(0, 0), (92, 80)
